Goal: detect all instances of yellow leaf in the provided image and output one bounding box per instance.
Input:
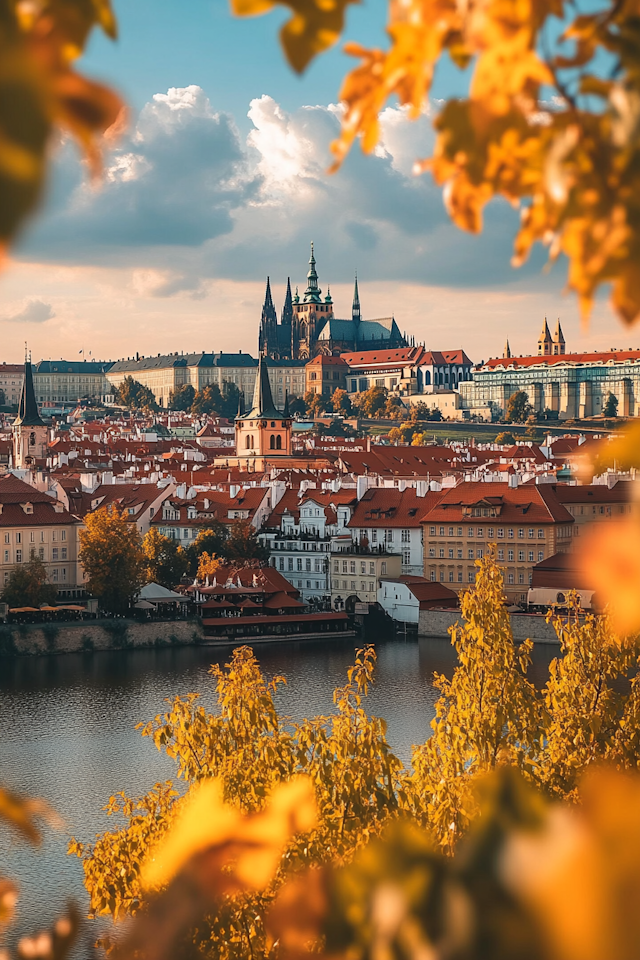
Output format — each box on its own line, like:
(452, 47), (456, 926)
(579, 518), (640, 638)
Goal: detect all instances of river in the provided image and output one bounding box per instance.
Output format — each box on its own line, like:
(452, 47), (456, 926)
(0, 636), (556, 955)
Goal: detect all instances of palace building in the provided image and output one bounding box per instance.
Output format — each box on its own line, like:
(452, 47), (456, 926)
(258, 243), (406, 360)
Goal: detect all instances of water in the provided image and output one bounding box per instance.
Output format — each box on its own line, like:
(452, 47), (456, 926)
(0, 636), (555, 954)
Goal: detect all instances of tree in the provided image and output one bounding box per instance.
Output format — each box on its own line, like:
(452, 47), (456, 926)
(352, 385), (387, 418)
(196, 551), (222, 582)
(191, 383), (225, 416)
(141, 528), (189, 589)
(505, 390), (533, 423)
(226, 520), (270, 562)
(331, 388), (352, 416)
(495, 431), (516, 445)
(304, 390), (324, 418)
(403, 551), (543, 852)
(168, 384), (195, 412)
(116, 376), (158, 412)
(288, 396), (307, 417)
(79, 506), (146, 615)
(1, 557), (57, 609)
(604, 392), (619, 418)
(187, 524), (230, 574)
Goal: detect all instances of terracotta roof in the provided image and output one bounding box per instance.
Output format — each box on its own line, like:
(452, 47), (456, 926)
(485, 350), (640, 369)
(349, 487), (443, 529)
(420, 482), (575, 525)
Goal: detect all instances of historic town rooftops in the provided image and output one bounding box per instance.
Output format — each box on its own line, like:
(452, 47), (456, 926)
(317, 317), (400, 343)
(0, 474), (75, 525)
(306, 355), (349, 367)
(530, 552), (593, 590)
(420, 482), (575, 525)
(349, 487), (443, 528)
(484, 349), (640, 370)
(340, 346), (424, 367)
(34, 360), (113, 374)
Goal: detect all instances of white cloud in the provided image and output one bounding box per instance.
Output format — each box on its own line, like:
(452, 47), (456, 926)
(3, 298), (55, 324)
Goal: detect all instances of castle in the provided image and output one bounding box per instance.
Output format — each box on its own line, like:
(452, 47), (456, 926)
(258, 243), (407, 360)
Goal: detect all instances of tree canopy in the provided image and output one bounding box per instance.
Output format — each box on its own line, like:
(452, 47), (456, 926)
(78, 506), (146, 614)
(141, 528), (189, 589)
(1, 557), (57, 609)
(116, 377), (158, 413)
(506, 390), (533, 423)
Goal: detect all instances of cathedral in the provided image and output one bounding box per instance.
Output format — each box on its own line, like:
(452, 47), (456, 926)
(258, 244), (406, 360)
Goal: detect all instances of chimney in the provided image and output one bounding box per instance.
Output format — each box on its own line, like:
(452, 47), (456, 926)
(508, 473), (519, 488)
(415, 480), (427, 498)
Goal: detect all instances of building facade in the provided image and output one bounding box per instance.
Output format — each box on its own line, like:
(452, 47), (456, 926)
(342, 347), (474, 398)
(329, 544), (402, 609)
(33, 361), (113, 404)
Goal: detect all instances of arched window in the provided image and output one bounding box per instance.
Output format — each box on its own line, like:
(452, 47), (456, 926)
(424, 371), (431, 386)
(245, 435), (251, 449)
(300, 321), (307, 340)
(270, 435), (276, 449)
(276, 435), (282, 450)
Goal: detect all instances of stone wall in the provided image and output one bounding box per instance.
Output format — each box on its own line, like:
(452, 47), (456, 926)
(418, 609), (560, 645)
(0, 618), (206, 656)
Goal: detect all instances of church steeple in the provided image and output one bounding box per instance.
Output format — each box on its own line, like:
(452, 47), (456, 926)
(15, 360), (44, 427)
(303, 242), (322, 303)
(504, 339), (511, 359)
(352, 273), (361, 324)
(553, 318), (566, 355)
(13, 357), (47, 468)
(248, 354), (279, 418)
(537, 317), (553, 356)
(258, 276), (278, 356)
(281, 277), (293, 327)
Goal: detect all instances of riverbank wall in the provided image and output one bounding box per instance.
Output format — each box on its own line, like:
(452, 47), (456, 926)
(0, 618), (206, 656)
(419, 609), (560, 644)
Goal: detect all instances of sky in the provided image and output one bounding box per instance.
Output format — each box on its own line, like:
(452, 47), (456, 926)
(0, 0), (632, 364)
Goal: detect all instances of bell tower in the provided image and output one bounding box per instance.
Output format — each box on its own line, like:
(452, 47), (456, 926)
(291, 243), (333, 358)
(13, 356), (47, 468)
(235, 356), (292, 468)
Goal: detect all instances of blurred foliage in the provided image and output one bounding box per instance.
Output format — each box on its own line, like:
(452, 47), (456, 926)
(0, 0), (121, 250)
(235, 0), (640, 325)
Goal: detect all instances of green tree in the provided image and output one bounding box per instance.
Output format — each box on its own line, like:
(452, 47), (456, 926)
(168, 384), (195, 411)
(604, 392), (619, 418)
(192, 383), (225, 416)
(505, 390), (533, 423)
(288, 396), (307, 417)
(78, 506), (146, 615)
(116, 376), (158, 412)
(331, 388), (352, 415)
(141, 528), (189, 589)
(1, 557), (57, 609)
(495, 431), (516, 445)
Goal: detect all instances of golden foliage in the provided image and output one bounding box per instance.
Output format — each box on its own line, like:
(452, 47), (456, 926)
(235, 0), (640, 324)
(0, 0), (122, 249)
(78, 505), (146, 613)
(197, 550), (222, 582)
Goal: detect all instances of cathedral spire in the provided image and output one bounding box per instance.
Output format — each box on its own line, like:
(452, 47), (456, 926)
(504, 338), (511, 359)
(281, 277), (293, 326)
(259, 276), (278, 356)
(303, 241), (322, 303)
(352, 273), (361, 324)
(15, 359), (44, 427)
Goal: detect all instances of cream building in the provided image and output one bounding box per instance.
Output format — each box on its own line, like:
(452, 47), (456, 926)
(106, 352), (305, 409)
(33, 360), (113, 404)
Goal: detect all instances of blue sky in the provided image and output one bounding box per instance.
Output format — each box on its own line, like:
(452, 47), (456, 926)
(0, 0), (626, 362)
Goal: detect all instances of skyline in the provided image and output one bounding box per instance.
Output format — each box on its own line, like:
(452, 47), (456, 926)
(0, 3), (630, 361)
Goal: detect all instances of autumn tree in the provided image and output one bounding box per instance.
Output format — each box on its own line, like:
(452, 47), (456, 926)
(226, 520), (269, 562)
(197, 551), (222, 582)
(141, 528), (189, 589)
(79, 506), (146, 615)
(604, 392), (619, 418)
(304, 390), (325, 418)
(117, 376), (158, 413)
(331, 388), (352, 415)
(495, 431), (516, 445)
(167, 384), (195, 412)
(505, 390), (533, 423)
(351, 385), (387, 418)
(1, 557), (57, 609)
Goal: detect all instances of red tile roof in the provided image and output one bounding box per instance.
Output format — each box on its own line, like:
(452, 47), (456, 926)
(420, 482), (574, 525)
(485, 350), (640, 369)
(349, 487), (443, 528)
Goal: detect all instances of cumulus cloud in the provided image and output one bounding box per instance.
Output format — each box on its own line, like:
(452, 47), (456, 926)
(16, 86), (549, 296)
(4, 299), (55, 324)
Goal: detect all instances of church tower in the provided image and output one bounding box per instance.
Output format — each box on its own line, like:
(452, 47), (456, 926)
(258, 277), (278, 357)
(13, 359), (47, 468)
(552, 318), (566, 355)
(352, 274), (361, 327)
(503, 339), (511, 359)
(537, 318), (553, 356)
(235, 355), (292, 468)
(291, 243), (334, 359)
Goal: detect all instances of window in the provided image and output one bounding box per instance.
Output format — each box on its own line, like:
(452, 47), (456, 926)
(3, 534), (8, 544)
(351, 581), (356, 590)
(288, 558), (293, 571)
(381, 562), (387, 574)
(538, 550), (544, 561)
(538, 529), (545, 538)
(468, 549), (474, 559)
(361, 581), (366, 592)
(402, 548), (411, 566)
(52, 568), (58, 582)
(61, 531), (66, 542)
(498, 548), (504, 560)
(528, 528), (534, 539)
(518, 528), (524, 539)
(439, 548), (445, 558)
(477, 527), (483, 537)
(508, 550), (514, 561)
(16, 533), (21, 544)
(401, 529), (410, 543)
(350, 561), (356, 574)
(3, 550), (8, 563)
(519, 573), (525, 584)
(518, 550), (525, 562)
(468, 572), (474, 582)
(429, 547), (436, 558)
(306, 559), (311, 572)
(528, 551), (534, 562)
(508, 573), (514, 584)
(369, 582), (374, 592)
(369, 562), (375, 574)
(448, 548), (454, 559)
(448, 526), (454, 537)
(333, 561), (339, 573)
(449, 571), (454, 582)
(371, 529), (377, 543)
(457, 549), (463, 559)
(16, 550), (22, 563)
(439, 526), (445, 536)
(440, 571), (445, 582)
(468, 527), (474, 537)
(52, 532), (57, 542)
(385, 529), (393, 543)
(430, 571), (436, 581)
(30, 531), (35, 543)
(360, 561), (366, 574)
(458, 572), (463, 582)
(297, 558), (303, 571)
(497, 528), (504, 538)
(429, 526), (436, 536)
(342, 561), (348, 573)
(279, 558), (284, 570)
(508, 529), (514, 538)
(488, 528), (494, 538)
(477, 548), (484, 559)
(457, 527), (463, 536)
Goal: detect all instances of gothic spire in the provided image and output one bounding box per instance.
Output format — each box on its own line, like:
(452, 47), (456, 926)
(246, 355), (281, 419)
(303, 241), (322, 303)
(352, 273), (361, 323)
(504, 338), (511, 359)
(281, 277), (293, 326)
(15, 360), (44, 426)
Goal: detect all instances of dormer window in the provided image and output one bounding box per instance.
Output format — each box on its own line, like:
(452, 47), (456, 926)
(21, 503), (33, 515)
